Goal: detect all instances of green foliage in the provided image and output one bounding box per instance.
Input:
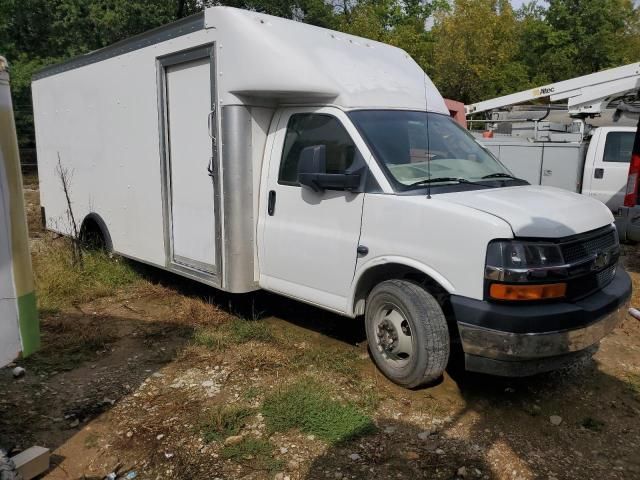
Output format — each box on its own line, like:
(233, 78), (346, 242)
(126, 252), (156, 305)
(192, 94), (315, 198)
(430, 0), (531, 103)
(262, 380), (376, 444)
(33, 237), (139, 312)
(220, 437), (283, 472)
(202, 405), (253, 442)
(1, 0), (639, 149)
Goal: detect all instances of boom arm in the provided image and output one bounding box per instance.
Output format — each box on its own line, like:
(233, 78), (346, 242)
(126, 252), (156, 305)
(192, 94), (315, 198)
(466, 62), (640, 117)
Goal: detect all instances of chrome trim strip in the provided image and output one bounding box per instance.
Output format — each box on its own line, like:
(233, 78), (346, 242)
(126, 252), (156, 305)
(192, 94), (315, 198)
(458, 300), (629, 361)
(220, 105), (259, 292)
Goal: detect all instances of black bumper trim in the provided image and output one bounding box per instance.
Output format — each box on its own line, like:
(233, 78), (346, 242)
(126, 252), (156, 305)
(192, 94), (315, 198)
(451, 268), (631, 334)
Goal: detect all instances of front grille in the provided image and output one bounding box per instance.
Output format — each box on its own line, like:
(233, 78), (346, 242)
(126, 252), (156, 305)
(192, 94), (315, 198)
(560, 227), (618, 300)
(596, 264), (617, 287)
(561, 228), (617, 264)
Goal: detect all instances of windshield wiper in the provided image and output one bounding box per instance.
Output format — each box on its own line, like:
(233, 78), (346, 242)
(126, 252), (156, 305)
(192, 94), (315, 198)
(407, 177), (494, 188)
(481, 173), (522, 181)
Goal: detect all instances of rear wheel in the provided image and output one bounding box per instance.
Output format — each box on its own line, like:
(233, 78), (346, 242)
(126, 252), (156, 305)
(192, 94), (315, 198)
(365, 280), (450, 388)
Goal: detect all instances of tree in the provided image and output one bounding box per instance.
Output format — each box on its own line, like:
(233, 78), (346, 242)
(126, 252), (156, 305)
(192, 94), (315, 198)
(336, 0), (447, 71)
(429, 0), (530, 103)
(528, 0), (639, 82)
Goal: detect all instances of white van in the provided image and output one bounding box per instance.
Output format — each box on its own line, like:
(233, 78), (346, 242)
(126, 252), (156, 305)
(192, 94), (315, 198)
(32, 7), (631, 387)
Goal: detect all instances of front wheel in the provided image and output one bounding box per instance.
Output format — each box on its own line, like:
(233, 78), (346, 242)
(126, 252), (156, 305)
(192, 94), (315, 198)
(365, 280), (450, 388)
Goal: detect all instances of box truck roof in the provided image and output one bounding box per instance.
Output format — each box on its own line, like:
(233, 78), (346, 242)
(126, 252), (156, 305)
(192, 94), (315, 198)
(33, 6), (448, 112)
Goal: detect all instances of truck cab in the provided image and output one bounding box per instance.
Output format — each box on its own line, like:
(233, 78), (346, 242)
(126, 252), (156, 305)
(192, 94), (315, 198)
(583, 126), (637, 210)
(257, 105), (631, 387)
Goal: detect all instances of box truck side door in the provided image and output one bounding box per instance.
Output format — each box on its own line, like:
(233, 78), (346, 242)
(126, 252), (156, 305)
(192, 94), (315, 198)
(158, 47), (219, 277)
(259, 107), (366, 313)
(584, 127), (636, 211)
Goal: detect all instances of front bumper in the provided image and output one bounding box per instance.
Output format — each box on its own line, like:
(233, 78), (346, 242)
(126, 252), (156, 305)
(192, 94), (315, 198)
(615, 205), (640, 243)
(451, 268), (631, 376)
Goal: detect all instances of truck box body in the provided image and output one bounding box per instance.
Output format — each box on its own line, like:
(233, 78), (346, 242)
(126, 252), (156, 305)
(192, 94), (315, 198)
(33, 7), (631, 386)
(479, 135), (587, 192)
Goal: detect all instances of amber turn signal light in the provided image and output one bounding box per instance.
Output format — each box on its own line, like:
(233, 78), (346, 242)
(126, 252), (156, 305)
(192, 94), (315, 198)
(489, 283), (567, 301)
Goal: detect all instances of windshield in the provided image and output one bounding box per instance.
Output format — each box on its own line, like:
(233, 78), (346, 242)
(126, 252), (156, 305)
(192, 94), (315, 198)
(349, 110), (511, 188)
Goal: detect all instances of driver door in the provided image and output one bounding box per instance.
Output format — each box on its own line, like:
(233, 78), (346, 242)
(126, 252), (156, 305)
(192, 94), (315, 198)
(259, 108), (366, 313)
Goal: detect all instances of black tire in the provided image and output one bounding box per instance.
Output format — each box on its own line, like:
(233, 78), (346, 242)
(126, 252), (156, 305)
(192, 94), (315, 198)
(365, 280), (450, 388)
(0, 449), (21, 480)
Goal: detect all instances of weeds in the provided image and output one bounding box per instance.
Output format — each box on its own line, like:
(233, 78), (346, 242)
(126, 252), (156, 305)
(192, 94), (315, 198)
(626, 373), (640, 395)
(178, 296), (229, 326)
(262, 380), (376, 444)
(32, 236), (139, 312)
(193, 319), (274, 351)
(220, 437), (283, 472)
(202, 405), (253, 443)
(243, 386), (262, 401)
(292, 346), (359, 378)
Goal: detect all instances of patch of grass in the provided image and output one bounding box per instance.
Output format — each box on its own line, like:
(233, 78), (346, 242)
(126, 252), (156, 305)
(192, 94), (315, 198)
(626, 373), (640, 396)
(262, 380), (376, 444)
(581, 417), (605, 432)
(202, 405), (253, 443)
(84, 432), (100, 449)
(229, 319), (274, 343)
(178, 296), (229, 326)
(193, 327), (231, 351)
(193, 319), (274, 351)
(220, 437), (283, 472)
(351, 381), (382, 413)
(243, 386), (262, 401)
(292, 346), (359, 378)
(33, 237), (139, 311)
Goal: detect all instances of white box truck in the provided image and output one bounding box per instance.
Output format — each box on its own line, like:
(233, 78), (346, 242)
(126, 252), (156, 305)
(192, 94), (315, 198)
(32, 6), (631, 388)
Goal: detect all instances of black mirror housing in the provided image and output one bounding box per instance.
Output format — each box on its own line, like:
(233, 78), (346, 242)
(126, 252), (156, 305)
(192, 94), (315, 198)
(297, 145), (361, 192)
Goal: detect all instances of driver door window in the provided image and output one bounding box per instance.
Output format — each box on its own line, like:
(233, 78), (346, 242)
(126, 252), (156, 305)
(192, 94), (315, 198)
(279, 114), (357, 185)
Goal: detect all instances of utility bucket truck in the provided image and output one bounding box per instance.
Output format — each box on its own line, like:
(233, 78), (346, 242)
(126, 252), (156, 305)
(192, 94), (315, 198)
(32, 7), (631, 388)
(466, 63), (640, 242)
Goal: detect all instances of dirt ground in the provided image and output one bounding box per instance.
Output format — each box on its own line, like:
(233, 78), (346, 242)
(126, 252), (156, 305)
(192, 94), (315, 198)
(1, 174), (640, 480)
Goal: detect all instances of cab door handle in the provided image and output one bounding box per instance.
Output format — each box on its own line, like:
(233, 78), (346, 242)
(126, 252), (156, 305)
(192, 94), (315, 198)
(594, 168), (604, 179)
(268, 190), (276, 216)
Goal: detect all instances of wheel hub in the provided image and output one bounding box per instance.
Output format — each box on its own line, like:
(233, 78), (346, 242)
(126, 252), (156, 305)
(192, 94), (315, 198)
(374, 305), (413, 365)
(377, 319), (399, 352)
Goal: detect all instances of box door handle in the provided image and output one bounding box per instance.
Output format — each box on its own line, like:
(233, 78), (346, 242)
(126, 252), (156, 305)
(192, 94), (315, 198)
(268, 190), (276, 216)
(207, 157), (214, 178)
(594, 168), (604, 179)
(207, 110), (216, 142)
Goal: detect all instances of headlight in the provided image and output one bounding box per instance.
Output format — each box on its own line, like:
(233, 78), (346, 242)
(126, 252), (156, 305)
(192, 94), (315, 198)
(485, 240), (568, 301)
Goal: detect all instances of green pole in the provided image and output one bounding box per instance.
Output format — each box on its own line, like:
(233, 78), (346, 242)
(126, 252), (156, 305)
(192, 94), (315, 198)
(0, 56), (40, 356)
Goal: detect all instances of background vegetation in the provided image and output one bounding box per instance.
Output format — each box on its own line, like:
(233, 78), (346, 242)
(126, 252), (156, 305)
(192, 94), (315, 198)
(1, 0), (639, 150)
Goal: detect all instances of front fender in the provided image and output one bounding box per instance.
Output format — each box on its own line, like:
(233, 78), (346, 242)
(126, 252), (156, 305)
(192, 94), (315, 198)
(347, 255), (456, 316)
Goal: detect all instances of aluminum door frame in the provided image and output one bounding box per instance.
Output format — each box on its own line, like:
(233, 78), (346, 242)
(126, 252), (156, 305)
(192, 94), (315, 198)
(156, 43), (222, 286)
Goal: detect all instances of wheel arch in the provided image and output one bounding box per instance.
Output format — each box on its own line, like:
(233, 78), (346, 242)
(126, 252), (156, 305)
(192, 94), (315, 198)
(79, 212), (113, 251)
(349, 257), (455, 317)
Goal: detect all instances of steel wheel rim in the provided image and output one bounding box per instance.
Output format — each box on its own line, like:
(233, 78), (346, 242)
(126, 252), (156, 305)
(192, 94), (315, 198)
(373, 302), (413, 368)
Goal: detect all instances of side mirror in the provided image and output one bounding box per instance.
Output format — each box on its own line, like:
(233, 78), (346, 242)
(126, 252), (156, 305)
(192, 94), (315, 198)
(297, 145), (361, 192)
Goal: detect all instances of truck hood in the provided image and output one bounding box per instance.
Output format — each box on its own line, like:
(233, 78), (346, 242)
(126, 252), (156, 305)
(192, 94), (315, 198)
(441, 185), (614, 238)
